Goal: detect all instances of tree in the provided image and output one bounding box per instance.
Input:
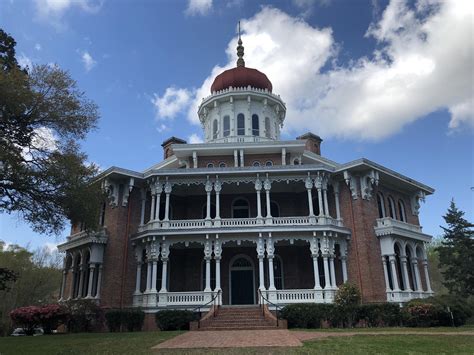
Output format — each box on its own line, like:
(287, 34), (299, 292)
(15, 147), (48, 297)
(0, 28), (102, 235)
(437, 201), (474, 297)
(426, 239), (448, 295)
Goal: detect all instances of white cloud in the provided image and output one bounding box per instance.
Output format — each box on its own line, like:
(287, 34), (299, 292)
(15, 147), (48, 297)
(35, 43), (42, 51)
(17, 53), (33, 70)
(177, 1), (473, 140)
(21, 127), (58, 161)
(293, 0), (331, 17)
(188, 133), (204, 144)
(43, 242), (58, 254)
(81, 51), (97, 72)
(152, 87), (193, 120)
(34, 0), (103, 29)
(185, 0), (213, 16)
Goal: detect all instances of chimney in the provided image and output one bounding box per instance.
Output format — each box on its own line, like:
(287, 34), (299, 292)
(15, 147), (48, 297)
(161, 136), (187, 160)
(296, 132), (323, 155)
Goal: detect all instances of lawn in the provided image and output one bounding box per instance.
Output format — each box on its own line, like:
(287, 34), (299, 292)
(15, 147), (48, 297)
(0, 328), (473, 355)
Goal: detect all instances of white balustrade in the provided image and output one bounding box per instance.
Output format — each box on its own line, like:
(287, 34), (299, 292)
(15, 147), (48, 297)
(220, 218), (259, 227)
(376, 217), (422, 233)
(386, 290), (431, 303)
(272, 217), (310, 225)
(167, 220), (206, 229)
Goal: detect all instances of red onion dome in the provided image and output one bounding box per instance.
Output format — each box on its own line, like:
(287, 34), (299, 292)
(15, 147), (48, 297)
(210, 66), (273, 93)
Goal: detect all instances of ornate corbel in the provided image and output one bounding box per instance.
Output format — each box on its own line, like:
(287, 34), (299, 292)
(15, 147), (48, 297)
(263, 174), (272, 191)
(102, 178), (119, 207)
(343, 170), (359, 200)
(214, 237), (222, 260)
(305, 173), (314, 190)
(256, 233), (265, 258)
(255, 174), (262, 191)
(122, 177), (135, 207)
(360, 170), (379, 200)
(160, 240), (170, 261)
(204, 236), (212, 260)
(411, 190), (425, 216)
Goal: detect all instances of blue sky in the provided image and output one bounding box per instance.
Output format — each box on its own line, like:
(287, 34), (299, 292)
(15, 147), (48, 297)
(0, 0), (472, 251)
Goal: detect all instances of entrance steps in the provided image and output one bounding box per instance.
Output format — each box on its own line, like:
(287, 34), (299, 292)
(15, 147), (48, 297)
(197, 306), (282, 331)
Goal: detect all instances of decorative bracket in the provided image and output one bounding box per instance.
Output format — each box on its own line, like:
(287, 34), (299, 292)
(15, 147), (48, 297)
(343, 170), (359, 200)
(411, 190), (426, 216)
(122, 177), (135, 207)
(360, 170), (379, 200)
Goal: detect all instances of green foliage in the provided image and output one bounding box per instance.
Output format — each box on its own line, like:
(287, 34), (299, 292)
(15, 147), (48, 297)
(105, 308), (145, 332)
(62, 299), (104, 333)
(0, 267), (17, 291)
(10, 304), (68, 335)
(0, 28), (101, 235)
(437, 201), (474, 297)
(280, 303), (335, 328)
(402, 303), (441, 327)
(334, 283), (362, 327)
(426, 240), (449, 295)
(155, 310), (197, 331)
(356, 303), (402, 327)
(0, 242), (61, 336)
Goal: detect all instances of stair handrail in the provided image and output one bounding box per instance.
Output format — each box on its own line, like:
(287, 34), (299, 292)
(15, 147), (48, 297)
(191, 289), (221, 329)
(258, 289), (281, 327)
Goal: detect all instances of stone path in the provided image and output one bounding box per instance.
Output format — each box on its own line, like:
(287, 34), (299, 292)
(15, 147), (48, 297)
(152, 329), (474, 351)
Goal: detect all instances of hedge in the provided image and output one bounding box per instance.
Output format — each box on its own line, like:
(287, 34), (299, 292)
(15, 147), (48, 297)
(105, 309), (145, 332)
(155, 310), (197, 331)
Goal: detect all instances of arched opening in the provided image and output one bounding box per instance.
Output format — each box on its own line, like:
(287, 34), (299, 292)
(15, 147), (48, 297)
(312, 197), (321, 216)
(202, 203), (216, 219)
(140, 249), (147, 293)
(405, 246), (415, 290)
(207, 163), (214, 168)
(252, 161), (261, 167)
(416, 245), (425, 291)
(229, 255), (255, 305)
(385, 255), (394, 290)
(252, 114), (259, 136)
(265, 117), (271, 138)
(223, 115), (230, 137)
(232, 198), (250, 218)
(219, 162), (226, 168)
(159, 201), (173, 220)
(394, 243), (405, 290)
(334, 244), (344, 286)
(398, 200), (407, 222)
(388, 196), (397, 219)
(265, 160), (273, 167)
(212, 119), (218, 140)
(237, 113), (245, 136)
(377, 192), (386, 218)
(82, 251), (91, 297)
(72, 254), (82, 298)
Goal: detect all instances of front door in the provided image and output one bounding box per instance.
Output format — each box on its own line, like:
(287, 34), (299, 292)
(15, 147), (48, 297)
(231, 269), (254, 304)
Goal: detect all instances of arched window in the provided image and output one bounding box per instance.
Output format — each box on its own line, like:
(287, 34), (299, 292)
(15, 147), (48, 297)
(219, 162), (226, 168)
(265, 160), (273, 167)
(212, 119), (218, 140)
(376, 193), (386, 219)
(207, 163), (214, 168)
(253, 161), (261, 167)
(312, 197), (321, 216)
(394, 243), (405, 290)
(252, 114), (259, 136)
(398, 200), (407, 222)
(265, 117), (271, 138)
(274, 255), (284, 289)
(293, 158), (301, 165)
(223, 115), (230, 137)
(237, 113), (245, 136)
(232, 198), (249, 218)
(388, 196), (397, 219)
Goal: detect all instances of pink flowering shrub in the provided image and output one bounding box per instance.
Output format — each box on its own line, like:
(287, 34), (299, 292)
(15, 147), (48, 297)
(10, 304), (68, 335)
(402, 303), (440, 327)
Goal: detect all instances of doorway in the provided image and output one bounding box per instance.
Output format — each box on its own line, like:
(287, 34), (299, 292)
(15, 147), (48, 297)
(229, 255), (255, 305)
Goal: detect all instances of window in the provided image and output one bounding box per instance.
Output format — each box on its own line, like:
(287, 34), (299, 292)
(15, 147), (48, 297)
(388, 196), (396, 219)
(223, 115), (230, 137)
(252, 114), (259, 136)
(237, 113), (245, 136)
(376, 193), (386, 219)
(398, 200), (407, 222)
(265, 117), (271, 138)
(253, 161), (261, 167)
(232, 198), (250, 218)
(212, 119), (218, 140)
(293, 158), (300, 165)
(207, 163), (214, 168)
(274, 255), (284, 289)
(265, 160), (273, 167)
(219, 162), (226, 168)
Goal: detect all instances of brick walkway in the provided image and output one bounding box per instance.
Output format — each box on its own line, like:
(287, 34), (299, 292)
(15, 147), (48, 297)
(152, 330), (474, 350)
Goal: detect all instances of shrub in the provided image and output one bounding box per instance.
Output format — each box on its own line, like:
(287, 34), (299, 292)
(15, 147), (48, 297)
(280, 304), (334, 328)
(402, 303), (441, 327)
(36, 304), (69, 334)
(105, 308), (144, 332)
(356, 303), (401, 327)
(334, 283), (361, 327)
(63, 299), (104, 333)
(10, 306), (42, 335)
(155, 310), (197, 331)
(9, 304), (68, 335)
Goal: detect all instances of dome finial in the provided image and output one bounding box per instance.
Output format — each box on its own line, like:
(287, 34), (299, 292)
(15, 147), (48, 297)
(236, 21), (245, 67)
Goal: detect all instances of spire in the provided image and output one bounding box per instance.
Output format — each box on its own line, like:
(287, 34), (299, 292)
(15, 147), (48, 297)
(236, 21), (245, 67)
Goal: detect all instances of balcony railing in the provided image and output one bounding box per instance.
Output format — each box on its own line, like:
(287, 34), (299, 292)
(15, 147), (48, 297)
(374, 217), (431, 242)
(376, 217), (422, 233)
(137, 215), (344, 233)
(386, 290), (433, 303)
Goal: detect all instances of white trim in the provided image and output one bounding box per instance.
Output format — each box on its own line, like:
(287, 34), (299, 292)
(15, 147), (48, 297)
(228, 254), (256, 305)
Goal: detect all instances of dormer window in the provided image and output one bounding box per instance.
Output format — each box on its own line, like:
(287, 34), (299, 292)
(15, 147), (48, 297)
(207, 163), (214, 168)
(219, 162), (226, 168)
(252, 114), (259, 136)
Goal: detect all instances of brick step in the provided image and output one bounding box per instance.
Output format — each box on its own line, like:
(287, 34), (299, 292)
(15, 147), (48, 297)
(199, 325), (277, 331)
(212, 314), (265, 319)
(203, 320), (274, 325)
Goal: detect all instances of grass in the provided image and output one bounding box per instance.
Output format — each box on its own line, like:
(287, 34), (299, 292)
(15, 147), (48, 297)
(0, 328), (473, 355)
(290, 325), (474, 332)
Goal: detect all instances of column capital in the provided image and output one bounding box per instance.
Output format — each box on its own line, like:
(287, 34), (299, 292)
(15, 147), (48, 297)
(205, 178), (213, 193)
(263, 177), (271, 191)
(214, 178), (222, 193)
(305, 174), (314, 190)
(164, 181), (172, 194)
(255, 176), (262, 191)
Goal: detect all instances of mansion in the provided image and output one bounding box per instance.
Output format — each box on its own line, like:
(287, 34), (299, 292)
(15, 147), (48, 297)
(58, 35), (434, 324)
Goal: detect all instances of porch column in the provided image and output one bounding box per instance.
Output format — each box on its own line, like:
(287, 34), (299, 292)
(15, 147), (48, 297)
(140, 189), (146, 225)
(323, 187), (330, 216)
(382, 256), (391, 291)
(401, 255), (412, 291)
(160, 241), (170, 293)
(310, 237), (321, 289)
(151, 260), (158, 292)
(205, 178), (212, 220)
(150, 192), (156, 221)
(423, 259), (433, 293)
(341, 256), (348, 283)
(163, 181), (172, 222)
(264, 177), (272, 219)
(305, 174), (315, 216)
(154, 185), (162, 221)
(266, 238), (276, 290)
(135, 262), (142, 294)
(315, 176), (324, 217)
(257, 235), (266, 291)
(214, 179), (221, 220)
(412, 258), (423, 292)
(214, 238), (222, 295)
(323, 255), (330, 289)
(388, 255), (400, 291)
(78, 265), (84, 298)
(204, 238), (212, 292)
(329, 255), (337, 288)
(95, 264), (103, 299)
(60, 270), (67, 300)
(333, 182), (341, 220)
(87, 264), (95, 298)
(146, 260), (152, 292)
(255, 177), (262, 219)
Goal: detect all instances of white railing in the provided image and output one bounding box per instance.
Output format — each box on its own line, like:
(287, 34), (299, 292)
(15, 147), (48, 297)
(386, 290), (433, 303)
(263, 289), (336, 305)
(376, 217), (422, 233)
(166, 291), (206, 306)
(273, 216), (310, 225)
(167, 219), (207, 229)
(220, 218), (259, 227)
